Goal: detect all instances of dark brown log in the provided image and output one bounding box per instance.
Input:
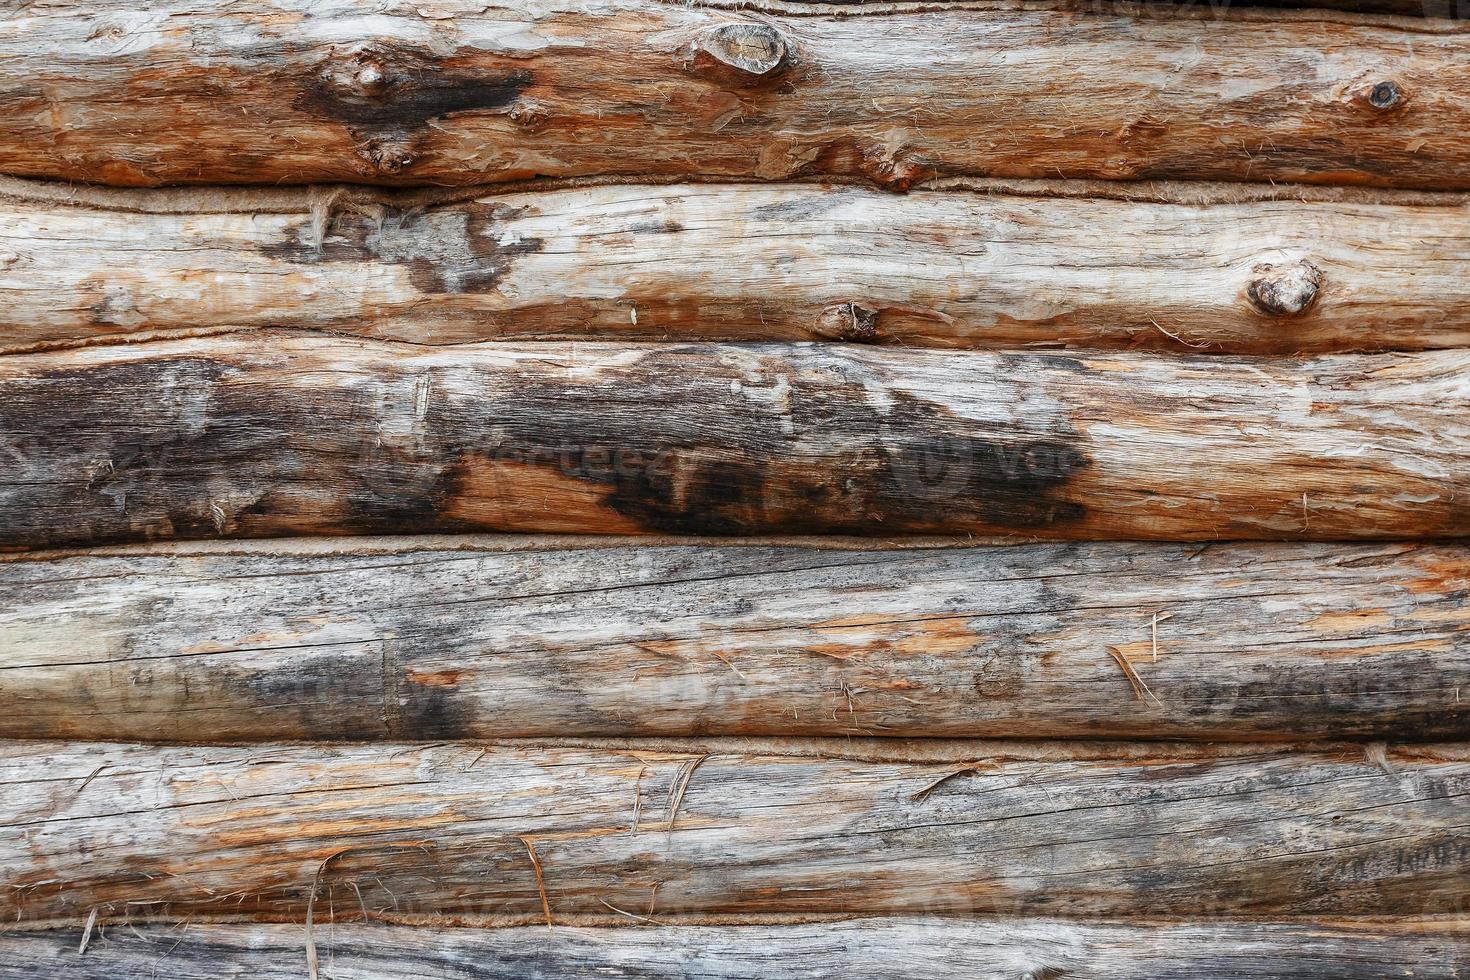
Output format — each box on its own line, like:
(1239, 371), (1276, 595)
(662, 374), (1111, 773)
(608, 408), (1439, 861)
(1, 336), (1467, 548)
(3, 537), (1467, 743)
(3, 739), (1468, 923)
(4, 918), (1470, 979)
(5, 181), (1470, 355)
(2, 1), (1468, 188)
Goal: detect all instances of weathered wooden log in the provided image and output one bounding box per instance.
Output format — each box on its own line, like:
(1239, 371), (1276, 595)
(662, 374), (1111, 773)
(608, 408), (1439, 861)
(6, 918), (1470, 979)
(3, 740), (1467, 923)
(3, 538), (1467, 743)
(6, 182), (1470, 355)
(1196, 0), (1467, 13)
(2, 336), (1468, 548)
(2, 1), (1468, 188)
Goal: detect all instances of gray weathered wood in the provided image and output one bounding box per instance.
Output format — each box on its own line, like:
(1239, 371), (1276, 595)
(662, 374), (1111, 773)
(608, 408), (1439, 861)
(1, 336), (1468, 548)
(4, 918), (1470, 978)
(3, 740), (1467, 923)
(3, 538), (1467, 742)
(6, 182), (1470, 355)
(1, 1), (1467, 188)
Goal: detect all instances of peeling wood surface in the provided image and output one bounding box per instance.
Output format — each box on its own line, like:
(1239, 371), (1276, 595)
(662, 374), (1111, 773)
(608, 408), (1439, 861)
(3, 740), (1469, 923)
(781, 0), (1470, 14)
(7, 184), (1470, 355)
(1177, 0), (1468, 12)
(4, 0), (1470, 962)
(791, 0), (1461, 12)
(5, 918), (1470, 979)
(2, 1), (1469, 188)
(3, 539), (1468, 742)
(2, 335), (1469, 548)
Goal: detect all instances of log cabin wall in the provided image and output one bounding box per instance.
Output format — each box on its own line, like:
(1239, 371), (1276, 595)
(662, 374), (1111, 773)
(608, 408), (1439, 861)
(0, 0), (1468, 976)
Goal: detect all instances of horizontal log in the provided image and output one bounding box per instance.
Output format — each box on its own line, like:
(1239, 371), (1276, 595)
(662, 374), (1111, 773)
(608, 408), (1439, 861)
(1, 337), (1468, 548)
(805, 0), (1470, 14)
(3, 538), (1467, 742)
(3, 740), (1468, 922)
(1187, 0), (1467, 12)
(1, 2), (1468, 188)
(829, 0), (1470, 14)
(6, 183), (1470, 355)
(5, 919), (1470, 979)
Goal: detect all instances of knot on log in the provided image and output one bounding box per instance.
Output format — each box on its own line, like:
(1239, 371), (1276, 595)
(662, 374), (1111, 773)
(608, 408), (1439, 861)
(1348, 78), (1406, 113)
(689, 23), (789, 80)
(508, 101), (552, 129)
(1368, 81), (1402, 110)
(788, 137), (924, 191)
(319, 50), (393, 99)
(351, 61), (388, 97)
(1246, 259), (1323, 317)
(361, 138), (416, 175)
(306, 45), (531, 135)
(814, 302), (884, 342)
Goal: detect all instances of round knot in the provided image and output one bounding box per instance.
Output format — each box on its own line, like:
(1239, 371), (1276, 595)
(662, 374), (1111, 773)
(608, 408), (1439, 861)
(1368, 80), (1402, 110)
(353, 61), (388, 95)
(362, 139), (415, 175)
(1347, 77), (1406, 113)
(814, 302), (883, 343)
(692, 23), (789, 78)
(318, 50), (393, 100)
(1246, 259), (1323, 317)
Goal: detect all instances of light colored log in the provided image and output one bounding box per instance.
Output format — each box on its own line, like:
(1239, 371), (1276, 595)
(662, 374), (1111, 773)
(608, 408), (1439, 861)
(4, 918), (1470, 979)
(3, 538), (1467, 742)
(5, 182), (1470, 354)
(1211, 0), (1468, 12)
(813, 0), (1470, 14)
(1, 1), (1467, 188)
(3, 740), (1468, 923)
(1, 336), (1468, 548)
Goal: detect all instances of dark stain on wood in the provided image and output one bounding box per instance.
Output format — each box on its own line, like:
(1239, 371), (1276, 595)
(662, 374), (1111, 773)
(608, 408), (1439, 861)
(301, 46), (533, 133)
(627, 219), (687, 235)
(228, 654), (389, 741)
(395, 657), (476, 741)
(264, 205), (544, 294)
(433, 348), (1090, 536)
(0, 340), (1092, 548)
(6, 336), (1469, 547)
(747, 190), (853, 222)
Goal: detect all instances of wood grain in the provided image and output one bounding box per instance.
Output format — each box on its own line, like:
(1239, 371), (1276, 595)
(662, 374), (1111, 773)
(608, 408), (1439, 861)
(3, 740), (1468, 923)
(4, 918), (1470, 978)
(2, 1), (1467, 188)
(7, 182), (1470, 355)
(1199, 0), (1467, 12)
(1, 335), (1468, 548)
(3, 538), (1467, 743)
